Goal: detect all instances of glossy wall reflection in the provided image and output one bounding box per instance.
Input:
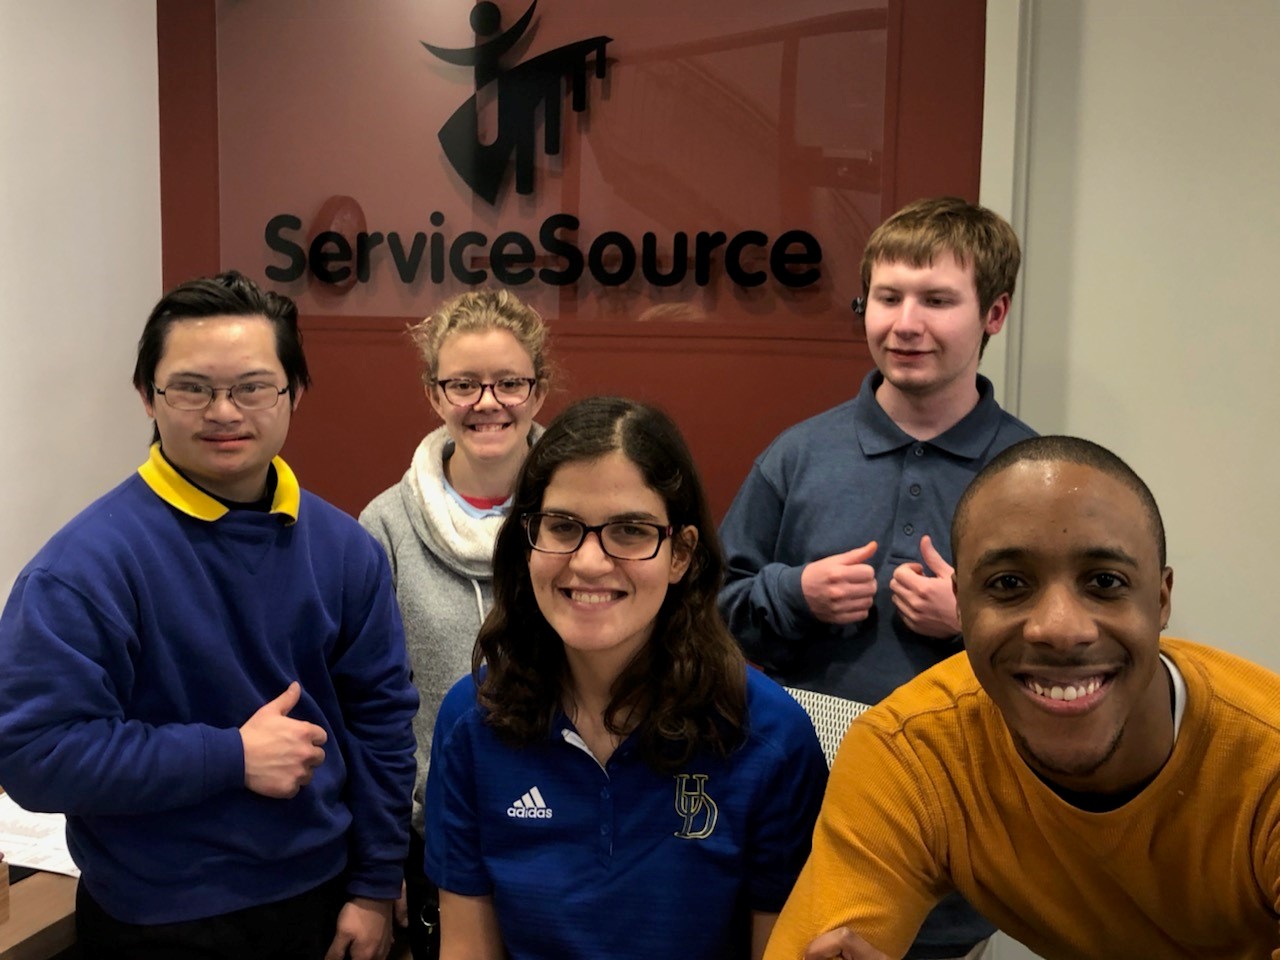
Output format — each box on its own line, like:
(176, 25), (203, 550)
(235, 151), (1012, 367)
(161, 0), (986, 516)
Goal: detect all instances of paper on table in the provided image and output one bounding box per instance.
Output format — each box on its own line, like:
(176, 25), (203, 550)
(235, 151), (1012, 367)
(0, 793), (79, 878)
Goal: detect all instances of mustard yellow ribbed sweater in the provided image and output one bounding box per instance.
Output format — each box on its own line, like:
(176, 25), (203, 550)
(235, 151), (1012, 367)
(766, 639), (1280, 960)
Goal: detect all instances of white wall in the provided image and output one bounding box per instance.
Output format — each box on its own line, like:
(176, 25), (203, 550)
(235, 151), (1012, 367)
(1015, 0), (1280, 667)
(0, 1), (162, 593)
(981, 2), (1280, 958)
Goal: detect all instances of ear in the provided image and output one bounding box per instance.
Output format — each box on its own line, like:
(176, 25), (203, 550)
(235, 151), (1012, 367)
(1158, 566), (1174, 631)
(426, 382), (446, 420)
(290, 386), (305, 413)
(668, 526), (699, 584)
(952, 572), (962, 631)
(528, 379), (548, 419)
(140, 387), (156, 420)
(983, 291), (1011, 337)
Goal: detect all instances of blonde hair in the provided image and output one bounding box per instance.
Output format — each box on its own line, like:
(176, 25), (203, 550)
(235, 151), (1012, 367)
(409, 290), (552, 385)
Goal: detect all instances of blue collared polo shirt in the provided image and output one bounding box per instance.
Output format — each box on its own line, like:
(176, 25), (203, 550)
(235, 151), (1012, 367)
(719, 371), (1036, 706)
(425, 667), (827, 959)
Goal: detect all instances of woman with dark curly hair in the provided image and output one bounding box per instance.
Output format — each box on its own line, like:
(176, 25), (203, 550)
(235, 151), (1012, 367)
(423, 396), (827, 960)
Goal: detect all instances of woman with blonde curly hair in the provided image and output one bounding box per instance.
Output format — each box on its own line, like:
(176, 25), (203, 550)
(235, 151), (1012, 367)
(424, 396), (827, 960)
(360, 289), (551, 959)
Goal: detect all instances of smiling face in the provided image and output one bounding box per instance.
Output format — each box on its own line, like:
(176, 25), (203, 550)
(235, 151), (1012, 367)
(429, 328), (545, 479)
(864, 252), (1008, 411)
(142, 315), (295, 502)
(528, 451), (695, 680)
(954, 460), (1174, 793)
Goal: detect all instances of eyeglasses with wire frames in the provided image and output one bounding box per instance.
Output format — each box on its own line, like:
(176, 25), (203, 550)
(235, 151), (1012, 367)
(433, 377), (538, 408)
(153, 381), (289, 411)
(522, 512), (675, 561)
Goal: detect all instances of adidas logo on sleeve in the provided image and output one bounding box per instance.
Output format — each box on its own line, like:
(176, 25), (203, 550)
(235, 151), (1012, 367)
(507, 786), (554, 819)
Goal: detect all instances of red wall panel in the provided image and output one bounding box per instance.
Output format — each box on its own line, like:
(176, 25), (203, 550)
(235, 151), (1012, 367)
(157, 0), (986, 518)
(157, 0), (219, 290)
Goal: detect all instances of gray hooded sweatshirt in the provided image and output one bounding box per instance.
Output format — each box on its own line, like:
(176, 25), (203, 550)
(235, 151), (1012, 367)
(359, 423), (542, 834)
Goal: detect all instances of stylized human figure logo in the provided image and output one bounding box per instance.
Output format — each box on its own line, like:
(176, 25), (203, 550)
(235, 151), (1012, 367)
(673, 774), (719, 840)
(423, 1), (612, 204)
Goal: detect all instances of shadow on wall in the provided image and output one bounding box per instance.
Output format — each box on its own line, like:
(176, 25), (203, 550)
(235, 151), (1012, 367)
(1017, 0), (1084, 433)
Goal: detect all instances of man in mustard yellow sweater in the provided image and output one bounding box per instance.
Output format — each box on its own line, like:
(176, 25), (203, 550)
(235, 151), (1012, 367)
(766, 435), (1280, 960)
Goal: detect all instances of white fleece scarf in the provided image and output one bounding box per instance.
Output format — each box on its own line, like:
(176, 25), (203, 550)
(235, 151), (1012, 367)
(406, 423), (543, 578)
(406, 426), (504, 578)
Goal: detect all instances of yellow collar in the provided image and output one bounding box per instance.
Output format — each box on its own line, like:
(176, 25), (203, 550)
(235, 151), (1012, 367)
(137, 443), (300, 524)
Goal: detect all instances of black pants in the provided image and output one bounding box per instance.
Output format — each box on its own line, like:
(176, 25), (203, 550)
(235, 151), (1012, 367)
(76, 875), (347, 960)
(405, 829), (440, 960)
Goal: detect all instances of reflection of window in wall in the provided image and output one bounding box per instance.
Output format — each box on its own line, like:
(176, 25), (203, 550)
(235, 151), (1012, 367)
(795, 26), (886, 282)
(635, 302), (708, 323)
(585, 10), (887, 321)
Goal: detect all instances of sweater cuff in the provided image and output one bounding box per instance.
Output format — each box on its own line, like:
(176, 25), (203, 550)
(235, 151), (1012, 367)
(776, 564), (812, 637)
(345, 866), (404, 902)
(203, 725), (248, 796)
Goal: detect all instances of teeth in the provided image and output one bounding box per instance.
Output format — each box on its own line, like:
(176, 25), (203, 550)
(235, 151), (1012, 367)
(569, 591), (614, 604)
(471, 423), (507, 432)
(1026, 678), (1101, 700)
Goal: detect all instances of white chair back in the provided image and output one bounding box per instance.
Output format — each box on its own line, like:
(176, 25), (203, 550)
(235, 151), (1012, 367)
(784, 686), (871, 768)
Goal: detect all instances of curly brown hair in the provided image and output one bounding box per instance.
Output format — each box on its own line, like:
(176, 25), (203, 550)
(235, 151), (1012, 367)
(408, 289), (553, 387)
(473, 396), (748, 771)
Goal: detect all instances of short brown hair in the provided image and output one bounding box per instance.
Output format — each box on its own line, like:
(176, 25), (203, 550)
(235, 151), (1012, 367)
(860, 197), (1021, 352)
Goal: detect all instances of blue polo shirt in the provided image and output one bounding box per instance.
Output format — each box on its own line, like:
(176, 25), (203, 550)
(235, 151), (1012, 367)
(718, 372), (1032, 958)
(719, 371), (1035, 707)
(425, 667), (827, 959)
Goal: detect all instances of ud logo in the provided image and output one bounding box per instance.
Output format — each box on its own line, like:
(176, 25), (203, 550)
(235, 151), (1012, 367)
(422, 0), (612, 205)
(673, 774), (719, 840)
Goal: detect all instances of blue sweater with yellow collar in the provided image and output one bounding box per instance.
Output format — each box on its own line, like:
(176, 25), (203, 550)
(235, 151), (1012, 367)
(0, 446), (418, 924)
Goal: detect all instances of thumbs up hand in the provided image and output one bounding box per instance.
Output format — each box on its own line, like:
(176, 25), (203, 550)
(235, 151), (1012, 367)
(801, 541), (879, 624)
(890, 534), (961, 639)
(239, 681), (328, 798)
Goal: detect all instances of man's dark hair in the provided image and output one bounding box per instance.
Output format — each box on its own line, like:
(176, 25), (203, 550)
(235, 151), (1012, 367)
(952, 435), (1167, 566)
(133, 271), (310, 438)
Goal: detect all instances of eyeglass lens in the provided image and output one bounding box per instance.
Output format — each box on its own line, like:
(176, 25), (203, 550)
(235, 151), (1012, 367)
(441, 378), (533, 405)
(527, 514), (663, 560)
(159, 382), (284, 410)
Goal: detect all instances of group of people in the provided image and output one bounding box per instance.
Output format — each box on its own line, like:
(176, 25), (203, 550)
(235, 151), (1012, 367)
(0, 197), (1277, 960)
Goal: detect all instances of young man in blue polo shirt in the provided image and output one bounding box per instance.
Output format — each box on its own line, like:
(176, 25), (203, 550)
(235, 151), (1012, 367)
(718, 197), (1035, 960)
(0, 272), (417, 960)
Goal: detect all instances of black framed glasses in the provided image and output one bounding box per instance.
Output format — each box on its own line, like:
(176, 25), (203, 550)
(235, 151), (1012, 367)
(522, 512), (674, 561)
(153, 381), (289, 411)
(434, 377), (537, 408)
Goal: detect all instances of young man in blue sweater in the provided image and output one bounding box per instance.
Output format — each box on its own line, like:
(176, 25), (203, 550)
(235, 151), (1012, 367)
(718, 198), (1034, 960)
(0, 272), (418, 960)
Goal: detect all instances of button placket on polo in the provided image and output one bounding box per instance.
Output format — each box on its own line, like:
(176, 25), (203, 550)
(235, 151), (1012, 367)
(560, 725), (616, 863)
(894, 445), (929, 556)
(597, 780), (614, 860)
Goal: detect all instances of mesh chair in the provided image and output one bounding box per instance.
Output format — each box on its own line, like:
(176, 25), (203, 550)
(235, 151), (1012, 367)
(784, 686), (871, 768)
